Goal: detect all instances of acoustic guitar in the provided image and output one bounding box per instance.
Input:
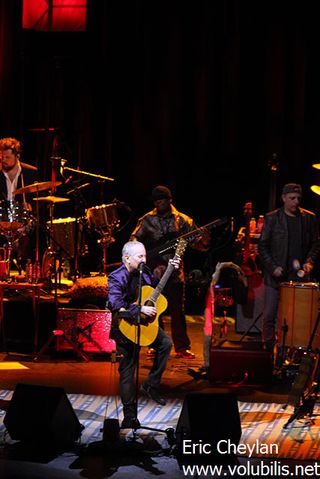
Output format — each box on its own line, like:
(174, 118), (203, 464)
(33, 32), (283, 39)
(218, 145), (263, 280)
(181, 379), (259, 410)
(119, 239), (188, 346)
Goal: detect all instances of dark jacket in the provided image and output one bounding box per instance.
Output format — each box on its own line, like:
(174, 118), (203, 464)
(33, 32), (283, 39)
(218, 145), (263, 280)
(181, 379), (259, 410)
(130, 204), (207, 282)
(258, 207), (320, 287)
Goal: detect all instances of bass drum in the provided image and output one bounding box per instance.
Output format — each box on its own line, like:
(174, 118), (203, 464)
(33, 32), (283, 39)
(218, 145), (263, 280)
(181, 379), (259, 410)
(277, 282), (320, 349)
(47, 217), (85, 258)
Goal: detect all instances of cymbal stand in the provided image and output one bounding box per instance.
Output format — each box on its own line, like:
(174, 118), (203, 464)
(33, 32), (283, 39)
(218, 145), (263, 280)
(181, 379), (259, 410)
(3, 233), (13, 280)
(68, 187), (86, 280)
(45, 201), (65, 303)
(32, 188), (42, 282)
(98, 232), (115, 276)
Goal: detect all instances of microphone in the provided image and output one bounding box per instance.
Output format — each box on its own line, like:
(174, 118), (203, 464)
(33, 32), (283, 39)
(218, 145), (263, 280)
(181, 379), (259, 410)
(139, 262), (145, 272)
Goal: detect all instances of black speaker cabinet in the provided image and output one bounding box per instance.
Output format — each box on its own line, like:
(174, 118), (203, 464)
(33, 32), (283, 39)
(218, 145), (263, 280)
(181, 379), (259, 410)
(175, 392), (241, 464)
(209, 340), (273, 384)
(4, 383), (83, 445)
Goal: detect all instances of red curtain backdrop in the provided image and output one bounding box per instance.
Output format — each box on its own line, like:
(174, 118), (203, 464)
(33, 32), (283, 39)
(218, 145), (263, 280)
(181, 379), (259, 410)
(1, 1), (320, 245)
(0, 0), (21, 134)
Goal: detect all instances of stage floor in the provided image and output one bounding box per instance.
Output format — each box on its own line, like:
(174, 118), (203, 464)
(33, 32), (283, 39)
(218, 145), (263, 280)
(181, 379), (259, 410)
(0, 309), (318, 478)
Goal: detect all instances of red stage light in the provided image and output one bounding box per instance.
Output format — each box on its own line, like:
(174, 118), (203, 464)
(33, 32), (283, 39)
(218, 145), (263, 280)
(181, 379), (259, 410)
(22, 0), (87, 32)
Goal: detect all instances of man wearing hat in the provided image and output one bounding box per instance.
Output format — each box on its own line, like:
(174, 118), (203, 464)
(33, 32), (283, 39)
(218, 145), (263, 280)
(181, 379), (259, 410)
(259, 183), (320, 350)
(130, 185), (210, 359)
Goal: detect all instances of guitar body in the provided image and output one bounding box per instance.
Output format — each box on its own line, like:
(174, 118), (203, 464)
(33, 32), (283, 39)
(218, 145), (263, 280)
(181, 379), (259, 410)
(119, 285), (168, 346)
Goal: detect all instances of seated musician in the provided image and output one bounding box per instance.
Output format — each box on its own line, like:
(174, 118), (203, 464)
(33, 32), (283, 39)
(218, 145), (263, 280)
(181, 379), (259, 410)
(0, 137), (39, 270)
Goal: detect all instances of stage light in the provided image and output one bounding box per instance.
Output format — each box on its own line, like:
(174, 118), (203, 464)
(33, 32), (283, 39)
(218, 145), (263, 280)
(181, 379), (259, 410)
(312, 163), (320, 169)
(310, 185), (320, 196)
(22, 0), (87, 32)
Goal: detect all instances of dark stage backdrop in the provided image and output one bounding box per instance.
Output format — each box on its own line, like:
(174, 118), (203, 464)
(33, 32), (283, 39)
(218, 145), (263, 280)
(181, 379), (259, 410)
(1, 0), (320, 271)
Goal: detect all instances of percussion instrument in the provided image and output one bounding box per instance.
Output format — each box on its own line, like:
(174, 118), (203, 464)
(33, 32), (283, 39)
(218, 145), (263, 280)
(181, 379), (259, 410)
(48, 217), (85, 258)
(0, 200), (34, 237)
(86, 203), (119, 235)
(277, 282), (320, 349)
(20, 161), (38, 171)
(33, 196), (69, 203)
(14, 181), (62, 195)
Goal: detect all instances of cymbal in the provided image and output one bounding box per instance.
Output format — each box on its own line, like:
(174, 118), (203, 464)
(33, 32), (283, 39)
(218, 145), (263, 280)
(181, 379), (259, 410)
(312, 164), (320, 169)
(33, 195), (70, 203)
(311, 185), (320, 195)
(20, 161), (38, 171)
(14, 181), (62, 195)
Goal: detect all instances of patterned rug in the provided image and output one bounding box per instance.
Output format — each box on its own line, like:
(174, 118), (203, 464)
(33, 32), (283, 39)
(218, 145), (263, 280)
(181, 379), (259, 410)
(0, 389), (319, 460)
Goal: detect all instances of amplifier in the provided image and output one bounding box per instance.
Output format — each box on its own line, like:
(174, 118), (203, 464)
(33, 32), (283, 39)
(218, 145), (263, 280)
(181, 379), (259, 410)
(56, 308), (116, 353)
(209, 340), (273, 385)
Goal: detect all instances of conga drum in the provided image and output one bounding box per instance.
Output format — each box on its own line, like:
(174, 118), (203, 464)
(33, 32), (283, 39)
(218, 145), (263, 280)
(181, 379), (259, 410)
(277, 282), (320, 349)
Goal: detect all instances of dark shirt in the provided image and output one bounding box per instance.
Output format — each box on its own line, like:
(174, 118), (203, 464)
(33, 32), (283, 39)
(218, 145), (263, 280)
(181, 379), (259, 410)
(259, 206), (320, 287)
(286, 214), (302, 280)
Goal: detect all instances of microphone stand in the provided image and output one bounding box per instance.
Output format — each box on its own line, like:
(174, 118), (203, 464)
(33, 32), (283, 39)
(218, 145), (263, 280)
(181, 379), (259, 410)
(133, 263), (143, 424)
(67, 186), (87, 281)
(127, 264), (176, 448)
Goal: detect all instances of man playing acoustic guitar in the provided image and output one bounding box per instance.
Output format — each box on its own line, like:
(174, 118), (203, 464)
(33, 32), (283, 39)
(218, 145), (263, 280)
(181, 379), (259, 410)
(107, 240), (182, 430)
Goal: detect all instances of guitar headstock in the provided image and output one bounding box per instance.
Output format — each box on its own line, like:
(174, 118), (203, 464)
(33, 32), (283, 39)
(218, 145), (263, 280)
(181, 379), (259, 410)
(175, 238), (188, 258)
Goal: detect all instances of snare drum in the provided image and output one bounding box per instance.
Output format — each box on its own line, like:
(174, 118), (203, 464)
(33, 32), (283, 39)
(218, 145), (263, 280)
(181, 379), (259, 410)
(277, 282), (320, 349)
(48, 217), (84, 258)
(86, 203), (119, 234)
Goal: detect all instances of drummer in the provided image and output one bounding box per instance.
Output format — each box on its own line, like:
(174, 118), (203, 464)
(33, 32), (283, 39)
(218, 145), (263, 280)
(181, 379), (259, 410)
(0, 137), (40, 268)
(258, 183), (320, 351)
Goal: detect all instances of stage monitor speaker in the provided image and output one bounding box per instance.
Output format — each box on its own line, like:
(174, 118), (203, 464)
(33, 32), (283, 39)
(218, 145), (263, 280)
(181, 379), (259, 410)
(209, 340), (273, 384)
(175, 392), (241, 464)
(4, 383), (83, 445)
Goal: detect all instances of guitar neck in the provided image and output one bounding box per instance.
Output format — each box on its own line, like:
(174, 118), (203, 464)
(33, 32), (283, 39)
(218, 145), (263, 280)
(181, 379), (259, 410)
(148, 216), (228, 257)
(149, 263), (175, 302)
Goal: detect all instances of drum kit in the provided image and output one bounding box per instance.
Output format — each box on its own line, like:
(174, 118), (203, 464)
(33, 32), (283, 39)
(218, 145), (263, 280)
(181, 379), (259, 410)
(0, 178), (121, 282)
